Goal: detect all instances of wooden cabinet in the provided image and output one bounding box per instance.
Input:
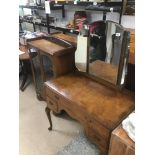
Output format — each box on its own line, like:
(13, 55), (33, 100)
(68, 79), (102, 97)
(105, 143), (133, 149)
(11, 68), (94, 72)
(27, 34), (76, 99)
(109, 125), (135, 155)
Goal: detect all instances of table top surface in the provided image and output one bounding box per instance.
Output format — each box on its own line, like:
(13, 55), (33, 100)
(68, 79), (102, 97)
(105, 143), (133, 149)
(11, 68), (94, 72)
(51, 33), (77, 45)
(45, 73), (134, 130)
(28, 39), (66, 56)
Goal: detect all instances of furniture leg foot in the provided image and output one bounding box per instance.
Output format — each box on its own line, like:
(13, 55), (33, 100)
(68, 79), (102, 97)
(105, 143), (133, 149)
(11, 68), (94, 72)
(53, 111), (62, 116)
(36, 93), (44, 101)
(45, 107), (52, 131)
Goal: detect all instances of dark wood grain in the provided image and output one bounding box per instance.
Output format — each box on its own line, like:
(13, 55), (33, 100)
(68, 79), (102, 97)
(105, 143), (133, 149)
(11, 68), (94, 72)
(51, 32), (77, 46)
(44, 73), (134, 154)
(45, 73), (134, 130)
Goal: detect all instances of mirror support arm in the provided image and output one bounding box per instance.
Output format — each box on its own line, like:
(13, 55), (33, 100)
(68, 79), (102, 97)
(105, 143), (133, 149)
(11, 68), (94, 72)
(103, 11), (106, 21)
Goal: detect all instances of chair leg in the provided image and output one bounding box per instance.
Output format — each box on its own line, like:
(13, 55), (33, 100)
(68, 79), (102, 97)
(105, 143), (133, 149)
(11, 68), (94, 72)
(20, 60), (29, 91)
(20, 73), (27, 91)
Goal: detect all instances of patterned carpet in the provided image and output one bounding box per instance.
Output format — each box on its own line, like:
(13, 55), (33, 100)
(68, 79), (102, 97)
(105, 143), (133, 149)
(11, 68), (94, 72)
(56, 132), (102, 155)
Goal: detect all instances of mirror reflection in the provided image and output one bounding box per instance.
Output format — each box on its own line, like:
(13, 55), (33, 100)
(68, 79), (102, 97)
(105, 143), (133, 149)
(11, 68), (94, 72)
(88, 20), (125, 84)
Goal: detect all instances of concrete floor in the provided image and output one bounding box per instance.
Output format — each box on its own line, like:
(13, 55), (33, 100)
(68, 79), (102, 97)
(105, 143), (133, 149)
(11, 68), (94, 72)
(19, 79), (83, 155)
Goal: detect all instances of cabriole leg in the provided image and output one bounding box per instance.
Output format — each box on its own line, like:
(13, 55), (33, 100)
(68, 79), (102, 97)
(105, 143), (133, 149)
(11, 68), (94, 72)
(45, 107), (52, 131)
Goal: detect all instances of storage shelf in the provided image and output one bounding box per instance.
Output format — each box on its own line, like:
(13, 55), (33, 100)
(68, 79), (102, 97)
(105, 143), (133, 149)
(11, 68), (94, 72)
(19, 4), (64, 10)
(21, 19), (79, 34)
(19, 5), (45, 10)
(85, 5), (121, 12)
(21, 19), (48, 27)
(19, 1), (124, 33)
(50, 1), (122, 7)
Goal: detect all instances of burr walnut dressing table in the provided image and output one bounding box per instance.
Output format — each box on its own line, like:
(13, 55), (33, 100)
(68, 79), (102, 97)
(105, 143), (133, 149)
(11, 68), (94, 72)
(28, 21), (135, 154)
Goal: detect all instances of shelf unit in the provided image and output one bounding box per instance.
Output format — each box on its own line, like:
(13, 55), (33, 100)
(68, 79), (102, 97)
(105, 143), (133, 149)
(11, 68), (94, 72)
(19, 2), (65, 33)
(19, 0), (124, 34)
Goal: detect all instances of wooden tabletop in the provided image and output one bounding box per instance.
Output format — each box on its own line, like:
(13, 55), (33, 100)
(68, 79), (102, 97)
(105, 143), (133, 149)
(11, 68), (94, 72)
(45, 73), (134, 130)
(51, 33), (77, 45)
(28, 39), (66, 56)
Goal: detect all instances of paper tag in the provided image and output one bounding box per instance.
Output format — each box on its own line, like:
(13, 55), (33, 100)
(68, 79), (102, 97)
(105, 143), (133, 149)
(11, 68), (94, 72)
(93, 2), (97, 5)
(116, 33), (121, 37)
(45, 1), (51, 14)
(110, 7), (113, 12)
(74, 1), (77, 4)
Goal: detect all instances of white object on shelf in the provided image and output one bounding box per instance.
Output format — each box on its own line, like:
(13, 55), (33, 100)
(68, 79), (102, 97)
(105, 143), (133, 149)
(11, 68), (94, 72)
(45, 1), (51, 14)
(122, 112), (135, 142)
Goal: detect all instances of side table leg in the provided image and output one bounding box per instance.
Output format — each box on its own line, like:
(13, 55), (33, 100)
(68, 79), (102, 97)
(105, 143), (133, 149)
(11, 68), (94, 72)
(45, 107), (52, 131)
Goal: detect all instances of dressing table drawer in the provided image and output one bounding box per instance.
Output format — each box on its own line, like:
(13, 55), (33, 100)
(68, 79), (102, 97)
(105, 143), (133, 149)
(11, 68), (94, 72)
(46, 96), (58, 112)
(61, 98), (89, 123)
(87, 119), (110, 141)
(46, 87), (60, 101)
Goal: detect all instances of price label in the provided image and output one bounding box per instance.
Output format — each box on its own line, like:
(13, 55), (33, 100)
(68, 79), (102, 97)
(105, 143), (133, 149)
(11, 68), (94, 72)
(110, 7), (113, 12)
(116, 33), (121, 37)
(93, 2), (97, 6)
(45, 1), (51, 14)
(74, 1), (77, 4)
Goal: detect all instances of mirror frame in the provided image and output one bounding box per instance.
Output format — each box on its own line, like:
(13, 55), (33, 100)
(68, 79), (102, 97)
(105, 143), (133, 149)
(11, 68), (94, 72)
(86, 20), (130, 88)
(75, 20), (130, 89)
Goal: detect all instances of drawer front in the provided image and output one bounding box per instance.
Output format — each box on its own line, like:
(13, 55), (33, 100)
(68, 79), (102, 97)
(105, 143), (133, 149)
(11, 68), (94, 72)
(87, 119), (110, 141)
(61, 97), (89, 123)
(46, 96), (58, 112)
(61, 97), (110, 141)
(46, 86), (60, 102)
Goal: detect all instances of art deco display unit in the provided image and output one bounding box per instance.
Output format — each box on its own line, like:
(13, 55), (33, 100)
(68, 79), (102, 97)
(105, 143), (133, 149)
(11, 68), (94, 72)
(27, 20), (135, 155)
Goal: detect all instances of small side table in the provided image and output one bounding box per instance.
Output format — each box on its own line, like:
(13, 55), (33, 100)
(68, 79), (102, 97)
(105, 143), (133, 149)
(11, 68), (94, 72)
(19, 45), (37, 91)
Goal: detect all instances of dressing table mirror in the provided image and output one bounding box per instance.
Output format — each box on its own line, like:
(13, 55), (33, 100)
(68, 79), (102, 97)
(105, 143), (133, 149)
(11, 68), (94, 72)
(75, 20), (130, 87)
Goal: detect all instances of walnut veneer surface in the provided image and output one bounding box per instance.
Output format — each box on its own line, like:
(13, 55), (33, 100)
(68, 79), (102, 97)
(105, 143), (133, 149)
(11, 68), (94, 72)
(45, 73), (134, 154)
(45, 73), (134, 130)
(28, 39), (66, 56)
(51, 33), (77, 45)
